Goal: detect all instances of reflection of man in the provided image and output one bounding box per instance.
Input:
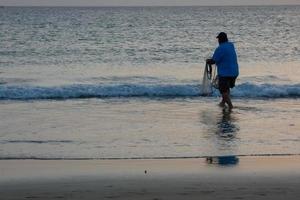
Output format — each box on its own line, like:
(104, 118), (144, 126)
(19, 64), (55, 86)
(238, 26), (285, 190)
(206, 109), (239, 166)
(217, 109), (238, 137)
(206, 156), (239, 166)
(206, 32), (239, 110)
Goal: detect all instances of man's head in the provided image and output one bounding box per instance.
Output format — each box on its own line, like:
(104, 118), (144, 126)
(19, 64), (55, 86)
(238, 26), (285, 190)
(216, 32), (228, 44)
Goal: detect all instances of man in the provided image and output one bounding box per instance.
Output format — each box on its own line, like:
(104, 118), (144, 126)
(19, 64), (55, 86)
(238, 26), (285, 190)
(206, 32), (239, 110)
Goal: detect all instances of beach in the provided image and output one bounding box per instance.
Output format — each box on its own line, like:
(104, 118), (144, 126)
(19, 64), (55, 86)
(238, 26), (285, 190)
(1, 156), (300, 200)
(0, 5), (300, 200)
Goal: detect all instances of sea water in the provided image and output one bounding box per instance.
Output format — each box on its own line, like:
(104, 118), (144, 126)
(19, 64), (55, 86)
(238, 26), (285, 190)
(0, 6), (299, 159)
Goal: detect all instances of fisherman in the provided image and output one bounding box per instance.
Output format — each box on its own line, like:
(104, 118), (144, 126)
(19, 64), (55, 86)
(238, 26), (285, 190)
(206, 32), (239, 109)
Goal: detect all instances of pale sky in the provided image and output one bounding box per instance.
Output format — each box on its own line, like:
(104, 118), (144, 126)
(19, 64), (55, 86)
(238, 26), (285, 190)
(0, 0), (300, 6)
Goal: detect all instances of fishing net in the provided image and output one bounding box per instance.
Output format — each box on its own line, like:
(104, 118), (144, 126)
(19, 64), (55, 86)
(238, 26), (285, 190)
(201, 63), (218, 96)
(201, 63), (213, 96)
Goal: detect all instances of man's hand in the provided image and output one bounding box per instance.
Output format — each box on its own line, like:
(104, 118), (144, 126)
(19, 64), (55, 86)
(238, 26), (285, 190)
(206, 59), (215, 65)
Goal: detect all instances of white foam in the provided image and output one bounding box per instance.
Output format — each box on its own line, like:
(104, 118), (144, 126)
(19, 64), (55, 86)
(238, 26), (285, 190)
(233, 83), (300, 98)
(0, 82), (299, 100)
(0, 84), (200, 100)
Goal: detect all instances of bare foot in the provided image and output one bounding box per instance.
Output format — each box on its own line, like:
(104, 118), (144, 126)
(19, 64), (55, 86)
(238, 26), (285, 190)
(218, 102), (225, 107)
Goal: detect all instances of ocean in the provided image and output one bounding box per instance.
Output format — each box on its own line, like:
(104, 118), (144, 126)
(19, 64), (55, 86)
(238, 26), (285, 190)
(0, 6), (299, 159)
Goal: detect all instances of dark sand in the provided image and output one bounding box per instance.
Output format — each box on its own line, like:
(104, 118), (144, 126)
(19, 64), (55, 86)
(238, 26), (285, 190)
(1, 156), (300, 200)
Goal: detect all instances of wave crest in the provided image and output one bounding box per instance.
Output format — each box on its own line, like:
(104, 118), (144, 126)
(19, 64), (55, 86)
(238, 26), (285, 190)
(0, 83), (299, 100)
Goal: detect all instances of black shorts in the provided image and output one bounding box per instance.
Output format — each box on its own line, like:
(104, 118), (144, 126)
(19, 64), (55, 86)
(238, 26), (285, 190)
(218, 76), (237, 93)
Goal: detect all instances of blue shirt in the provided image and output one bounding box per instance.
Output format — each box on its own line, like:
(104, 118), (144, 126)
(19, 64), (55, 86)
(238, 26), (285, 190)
(212, 42), (239, 77)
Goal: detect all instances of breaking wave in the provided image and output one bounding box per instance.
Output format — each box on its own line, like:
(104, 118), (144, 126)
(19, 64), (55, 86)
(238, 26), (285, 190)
(0, 83), (299, 100)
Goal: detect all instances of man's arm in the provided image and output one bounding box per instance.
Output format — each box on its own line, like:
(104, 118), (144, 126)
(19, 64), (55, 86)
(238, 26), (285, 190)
(210, 46), (223, 65)
(206, 58), (216, 65)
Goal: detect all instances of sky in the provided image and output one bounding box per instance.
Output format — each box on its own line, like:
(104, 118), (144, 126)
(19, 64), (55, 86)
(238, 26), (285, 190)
(0, 0), (300, 6)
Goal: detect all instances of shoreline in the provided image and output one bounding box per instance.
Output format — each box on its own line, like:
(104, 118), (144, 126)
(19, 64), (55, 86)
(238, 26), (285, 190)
(1, 153), (300, 160)
(1, 155), (300, 199)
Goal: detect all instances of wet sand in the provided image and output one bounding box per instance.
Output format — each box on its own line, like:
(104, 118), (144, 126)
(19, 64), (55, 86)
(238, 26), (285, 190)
(0, 156), (300, 200)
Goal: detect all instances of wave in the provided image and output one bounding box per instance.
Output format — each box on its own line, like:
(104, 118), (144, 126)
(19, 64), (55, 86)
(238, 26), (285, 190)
(232, 83), (300, 98)
(0, 82), (299, 100)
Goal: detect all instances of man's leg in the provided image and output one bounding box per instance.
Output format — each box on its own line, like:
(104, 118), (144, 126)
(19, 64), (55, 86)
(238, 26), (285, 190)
(218, 77), (234, 109)
(222, 91), (233, 109)
(219, 98), (226, 107)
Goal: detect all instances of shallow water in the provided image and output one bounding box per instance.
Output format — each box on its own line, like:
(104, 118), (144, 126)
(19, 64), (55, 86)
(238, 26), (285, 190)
(0, 98), (299, 159)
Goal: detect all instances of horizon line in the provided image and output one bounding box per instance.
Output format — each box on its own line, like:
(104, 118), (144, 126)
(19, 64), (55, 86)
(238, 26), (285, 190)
(1, 4), (300, 7)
